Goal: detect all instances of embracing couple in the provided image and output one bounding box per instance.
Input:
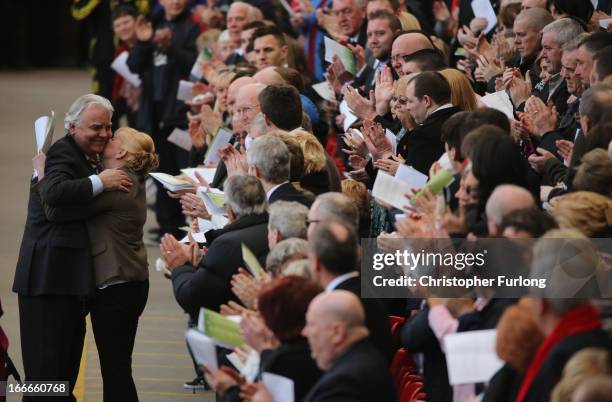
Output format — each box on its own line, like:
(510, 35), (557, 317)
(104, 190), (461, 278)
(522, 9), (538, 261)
(13, 94), (158, 402)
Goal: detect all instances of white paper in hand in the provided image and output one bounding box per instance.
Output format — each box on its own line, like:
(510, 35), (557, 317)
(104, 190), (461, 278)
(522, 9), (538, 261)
(185, 329), (218, 370)
(471, 0), (497, 34)
(324, 36), (356, 74)
(312, 81), (336, 102)
(204, 128), (233, 164)
(111, 51), (141, 87)
(385, 129), (397, 156)
(339, 100), (359, 131)
(181, 167), (217, 185)
(372, 171), (413, 211)
(262, 372), (295, 402)
(167, 128), (192, 151)
(480, 91), (514, 119)
(444, 329), (503, 385)
(395, 165), (428, 189)
(177, 80), (195, 101)
(34, 111), (55, 153)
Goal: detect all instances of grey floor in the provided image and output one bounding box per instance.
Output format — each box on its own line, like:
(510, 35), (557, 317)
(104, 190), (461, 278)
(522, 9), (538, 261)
(0, 70), (214, 401)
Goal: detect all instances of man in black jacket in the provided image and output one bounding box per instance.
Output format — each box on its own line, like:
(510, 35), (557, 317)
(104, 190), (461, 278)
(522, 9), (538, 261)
(308, 215), (394, 363)
(399, 71), (461, 175)
(247, 135), (313, 207)
(127, 1), (203, 238)
(301, 290), (396, 402)
(162, 175), (269, 318)
(13, 94), (131, 401)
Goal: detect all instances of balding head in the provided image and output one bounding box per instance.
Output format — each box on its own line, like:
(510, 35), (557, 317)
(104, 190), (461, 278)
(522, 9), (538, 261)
(227, 76), (256, 114)
(307, 192), (359, 239)
(253, 67), (285, 86)
(233, 82), (266, 134)
(521, 0), (546, 9)
(308, 220), (359, 287)
(303, 290), (368, 370)
(486, 184), (535, 235)
(391, 32), (434, 76)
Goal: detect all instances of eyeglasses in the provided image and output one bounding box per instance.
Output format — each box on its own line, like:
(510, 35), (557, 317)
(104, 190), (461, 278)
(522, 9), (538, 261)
(331, 8), (354, 17)
(391, 96), (408, 105)
(305, 218), (321, 225)
(234, 105), (257, 116)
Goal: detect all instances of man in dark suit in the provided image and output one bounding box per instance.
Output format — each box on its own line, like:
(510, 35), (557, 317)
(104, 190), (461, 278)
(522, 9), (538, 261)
(161, 174), (269, 318)
(247, 135), (313, 207)
(301, 290), (396, 402)
(399, 71), (461, 175)
(308, 214), (394, 363)
(352, 11), (400, 94)
(13, 94), (131, 401)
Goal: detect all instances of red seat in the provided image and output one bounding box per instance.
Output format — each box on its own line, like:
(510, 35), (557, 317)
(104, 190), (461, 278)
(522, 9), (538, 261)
(399, 380), (425, 402)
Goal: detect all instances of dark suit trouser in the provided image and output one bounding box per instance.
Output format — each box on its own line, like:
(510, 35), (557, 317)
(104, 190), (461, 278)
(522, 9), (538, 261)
(18, 294), (87, 402)
(90, 280), (149, 402)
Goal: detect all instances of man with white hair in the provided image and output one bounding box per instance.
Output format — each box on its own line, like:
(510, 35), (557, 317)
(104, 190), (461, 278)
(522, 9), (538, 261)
(225, 2), (262, 64)
(13, 94), (131, 400)
(536, 18), (584, 114)
(248, 135), (313, 207)
(267, 201), (309, 248)
(485, 184), (535, 236)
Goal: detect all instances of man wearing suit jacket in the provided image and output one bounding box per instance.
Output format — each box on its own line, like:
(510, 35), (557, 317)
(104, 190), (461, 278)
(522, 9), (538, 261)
(301, 291), (396, 402)
(13, 94), (131, 401)
(162, 175), (269, 318)
(399, 71), (461, 175)
(352, 11), (401, 94)
(247, 135), (314, 207)
(308, 215), (394, 362)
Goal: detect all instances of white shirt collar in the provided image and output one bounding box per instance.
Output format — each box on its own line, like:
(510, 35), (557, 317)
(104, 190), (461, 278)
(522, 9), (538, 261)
(431, 103), (453, 114)
(266, 181), (289, 200)
(325, 271), (360, 292)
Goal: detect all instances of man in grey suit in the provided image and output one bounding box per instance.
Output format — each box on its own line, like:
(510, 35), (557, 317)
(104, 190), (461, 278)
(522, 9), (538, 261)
(13, 94), (131, 401)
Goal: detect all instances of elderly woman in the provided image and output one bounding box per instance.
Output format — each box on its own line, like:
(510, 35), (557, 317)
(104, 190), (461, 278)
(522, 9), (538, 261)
(550, 191), (612, 238)
(44, 127), (159, 402)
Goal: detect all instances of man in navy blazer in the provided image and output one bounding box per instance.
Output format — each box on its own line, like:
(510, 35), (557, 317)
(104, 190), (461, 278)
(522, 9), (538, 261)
(13, 94), (131, 401)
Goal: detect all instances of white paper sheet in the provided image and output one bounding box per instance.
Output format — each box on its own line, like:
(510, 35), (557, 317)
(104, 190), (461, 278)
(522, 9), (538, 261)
(34, 111), (55, 154)
(197, 218), (216, 233)
(262, 372), (295, 402)
(339, 100), (359, 131)
(204, 128), (233, 164)
(181, 167), (217, 185)
(312, 81), (336, 102)
(481, 91), (514, 119)
(226, 352), (245, 372)
(600, 18), (612, 29)
(372, 171), (413, 211)
(444, 329), (503, 385)
(395, 164), (428, 189)
(471, 0), (497, 34)
(167, 128), (192, 151)
(177, 80), (195, 101)
(385, 129), (397, 156)
(111, 51), (141, 87)
(197, 187), (227, 216)
(185, 329), (218, 370)
(324, 36), (356, 74)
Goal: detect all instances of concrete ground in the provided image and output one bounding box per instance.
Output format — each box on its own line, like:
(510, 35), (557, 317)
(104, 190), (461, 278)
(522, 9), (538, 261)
(0, 70), (214, 401)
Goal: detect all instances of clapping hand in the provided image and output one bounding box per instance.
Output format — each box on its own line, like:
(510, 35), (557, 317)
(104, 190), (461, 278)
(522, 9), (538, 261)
(374, 65), (394, 116)
(240, 310), (279, 352)
(342, 129), (369, 158)
(362, 119), (392, 161)
(373, 154), (405, 175)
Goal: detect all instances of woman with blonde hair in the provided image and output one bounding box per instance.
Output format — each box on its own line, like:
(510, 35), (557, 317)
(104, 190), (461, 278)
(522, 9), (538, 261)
(290, 129), (331, 195)
(44, 127), (159, 401)
(341, 179), (371, 237)
(550, 191), (612, 237)
(551, 348), (612, 402)
(439, 68), (478, 112)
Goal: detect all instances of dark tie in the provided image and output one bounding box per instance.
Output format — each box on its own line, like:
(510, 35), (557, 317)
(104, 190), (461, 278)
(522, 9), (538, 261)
(85, 155), (102, 174)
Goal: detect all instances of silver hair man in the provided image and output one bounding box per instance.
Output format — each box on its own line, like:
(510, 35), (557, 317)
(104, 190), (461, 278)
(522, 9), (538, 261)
(224, 174), (268, 216)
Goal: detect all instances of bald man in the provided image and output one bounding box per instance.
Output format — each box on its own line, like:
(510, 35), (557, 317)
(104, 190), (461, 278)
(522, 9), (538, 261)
(253, 67), (286, 86)
(308, 220), (394, 362)
(233, 82), (266, 136)
(390, 32), (434, 76)
(301, 291), (396, 402)
(485, 184), (535, 236)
